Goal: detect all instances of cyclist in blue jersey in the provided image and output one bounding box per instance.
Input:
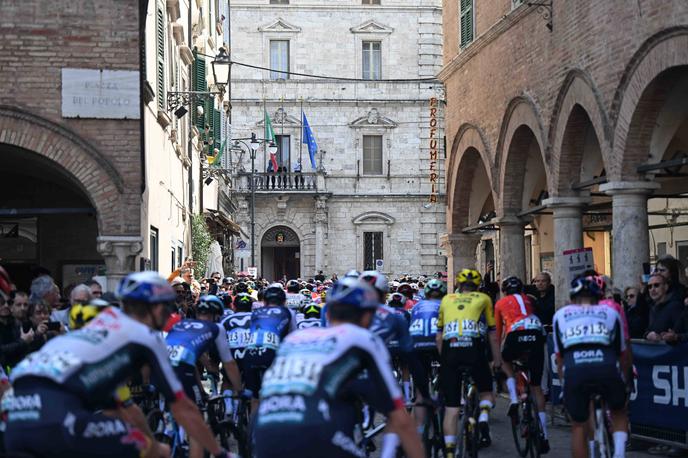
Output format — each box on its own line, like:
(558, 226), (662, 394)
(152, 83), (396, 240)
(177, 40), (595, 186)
(361, 270), (430, 458)
(165, 294), (243, 458)
(244, 283), (296, 411)
(253, 278), (423, 458)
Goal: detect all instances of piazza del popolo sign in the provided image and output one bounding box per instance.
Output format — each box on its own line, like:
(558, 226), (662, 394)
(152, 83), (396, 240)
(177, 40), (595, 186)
(61, 68), (140, 119)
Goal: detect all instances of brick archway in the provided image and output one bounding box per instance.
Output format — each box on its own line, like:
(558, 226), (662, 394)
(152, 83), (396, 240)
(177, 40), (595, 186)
(0, 106), (132, 235)
(548, 70), (612, 194)
(611, 28), (688, 180)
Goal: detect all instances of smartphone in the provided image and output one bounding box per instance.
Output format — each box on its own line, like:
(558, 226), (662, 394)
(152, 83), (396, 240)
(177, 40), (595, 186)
(642, 262), (651, 275)
(46, 321), (61, 332)
(642, 274), (651, 284)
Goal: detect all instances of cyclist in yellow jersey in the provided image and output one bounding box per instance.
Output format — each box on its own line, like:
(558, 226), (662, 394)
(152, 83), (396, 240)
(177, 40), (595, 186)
(436, 269), (501, 458)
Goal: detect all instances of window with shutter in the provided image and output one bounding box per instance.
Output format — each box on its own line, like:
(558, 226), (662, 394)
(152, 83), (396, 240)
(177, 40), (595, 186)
(193, 53), (207, 133)
(213, 109), (221, 151)
(460, 0), (474, 48)
(156, 3), (166, 111)
(362, 135), (383, 175)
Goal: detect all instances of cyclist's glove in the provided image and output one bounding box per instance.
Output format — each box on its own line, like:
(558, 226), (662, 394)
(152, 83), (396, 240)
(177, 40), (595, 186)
(239, 388), (253, 399)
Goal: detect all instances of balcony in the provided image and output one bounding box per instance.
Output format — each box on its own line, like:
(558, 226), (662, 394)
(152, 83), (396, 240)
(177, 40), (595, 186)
(235, 172), (319, 193)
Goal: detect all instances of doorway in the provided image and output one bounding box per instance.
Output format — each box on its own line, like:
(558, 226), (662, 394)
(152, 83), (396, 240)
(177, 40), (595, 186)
(261, 226), (300, 281)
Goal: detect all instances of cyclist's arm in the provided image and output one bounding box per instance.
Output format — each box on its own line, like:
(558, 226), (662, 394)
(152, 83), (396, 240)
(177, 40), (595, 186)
(388, 408), (424, 458)
(115, 403), (154, 439)
(435, 301), (445, 354)
(170, 395), (224, 455)
(494, 301), (504, 342)
(487, 329), (501, 367)
(214, 324), (243, 391)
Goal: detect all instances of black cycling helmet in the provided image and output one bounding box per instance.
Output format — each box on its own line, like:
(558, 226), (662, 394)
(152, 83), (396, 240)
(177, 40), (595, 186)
(569, 275), (603, 300)
(301, 303), (321, 319)
(197, 295), (223, 316)
(501, 276), (524, 295)
(234, 282), (249, 294)
(397, 283), (414, 299)
(286, 279), (301, 293)
(233, 292), (253, 311)
(264, 283), (287, 306)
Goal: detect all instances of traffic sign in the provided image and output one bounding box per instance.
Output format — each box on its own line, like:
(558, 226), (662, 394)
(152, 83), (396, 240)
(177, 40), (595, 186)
(561, 247), (594, 284)
(375, 259), (384, 271)
(247, 267), (257, 279)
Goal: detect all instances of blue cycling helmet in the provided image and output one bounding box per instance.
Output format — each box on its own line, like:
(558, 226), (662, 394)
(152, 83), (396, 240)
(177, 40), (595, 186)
(116, 271), (176, 304)
(326, 278), (379, 310)
(197, 295), (224, 315)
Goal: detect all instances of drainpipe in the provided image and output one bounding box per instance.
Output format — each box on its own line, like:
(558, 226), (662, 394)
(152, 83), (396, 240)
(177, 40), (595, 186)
(139, 0), (148, 195)
(187, 0), (194, 217)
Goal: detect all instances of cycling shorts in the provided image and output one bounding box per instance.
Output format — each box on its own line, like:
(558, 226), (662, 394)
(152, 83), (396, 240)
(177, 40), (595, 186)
(563, 364), (626, 423)
(501, 330), (545, 386)
(174, 362), (204, 406)
(243, 347), (276, 399)
(5, 378), (149, 458)
(439, 341), (492, 407)
(416, 348), (440, 380)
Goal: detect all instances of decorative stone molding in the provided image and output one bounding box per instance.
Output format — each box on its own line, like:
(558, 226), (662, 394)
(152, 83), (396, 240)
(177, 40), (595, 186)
(349, 108), (397, 129)
(258, 18), (302, 33)
(171, 22), (184, 45)
(97, 236), (143, 290)
(352, 211), (395, 225)
(350, 20), (394, 35)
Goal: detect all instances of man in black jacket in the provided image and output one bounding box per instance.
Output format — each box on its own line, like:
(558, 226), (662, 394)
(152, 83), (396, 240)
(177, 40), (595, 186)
(0, 293), (33, 369)
(645, 273), (685, 341)
(532, 272), (555, 326)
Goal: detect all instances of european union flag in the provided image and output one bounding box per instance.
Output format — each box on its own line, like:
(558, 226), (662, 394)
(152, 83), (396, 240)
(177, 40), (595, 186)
(302, 112), (318, 169)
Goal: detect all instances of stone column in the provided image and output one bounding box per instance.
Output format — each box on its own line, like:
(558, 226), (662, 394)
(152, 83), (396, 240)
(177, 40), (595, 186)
(97, 235), (143, 292)
(543, 196), (590, 308)
(440, 233), (481, 292)
(496, 216), (527, 283)
(314, 195), (329, 273)
(599, 181), (660, 291)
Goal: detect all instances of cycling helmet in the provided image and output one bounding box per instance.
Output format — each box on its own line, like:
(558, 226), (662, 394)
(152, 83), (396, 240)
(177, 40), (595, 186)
(397, 283), (414, 298)
(424, 279), (447, 297)
(359, 270), (389, 296)
(69, 299), (109, 330)
(197, 295), (224, 315)
(501, 276), (524, 295)
(286, 279), (301, 293)
(456, 269), (482, 287)
(326, 278), (378, 310)
(301, 303), (321, 319)
(569, 275), (603, 300)
(389, 281), (400, 292)
(116, 272), (176, 304)
(300, 288), (311, 298)
(233, 292), (253, 310)
(234, 282), (249, 294)
(387, 292), (406, 308)
(344, 269), (361, 279)
(0, 266), (13, 297)
(264, 283), (287, 306)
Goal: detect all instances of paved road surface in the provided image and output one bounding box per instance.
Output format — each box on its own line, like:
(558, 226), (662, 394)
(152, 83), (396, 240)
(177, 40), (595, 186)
(369, 397), (658, 457)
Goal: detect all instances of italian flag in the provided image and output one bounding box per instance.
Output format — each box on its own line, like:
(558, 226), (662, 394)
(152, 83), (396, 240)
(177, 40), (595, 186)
(265, 109), (278, 172)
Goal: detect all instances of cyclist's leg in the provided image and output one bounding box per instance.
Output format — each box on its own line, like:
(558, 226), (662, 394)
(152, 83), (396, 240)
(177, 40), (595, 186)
(472, 354), (495, 446)
(599, 369), (629, 455)
(412, 349), (434, 429)
(439, 344), (462, 453)
(174, 363), (205, 458)
(500, 333), (520, 409)
(563, 367), (593, 458)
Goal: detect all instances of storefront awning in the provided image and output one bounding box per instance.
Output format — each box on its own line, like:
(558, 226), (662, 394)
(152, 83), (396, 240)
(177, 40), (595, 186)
(204, 210), (241, 235)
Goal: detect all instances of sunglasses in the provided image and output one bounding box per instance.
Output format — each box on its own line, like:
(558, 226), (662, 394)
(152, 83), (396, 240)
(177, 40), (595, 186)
(648, 283), (664, 290)
(625, 294), (636, 299)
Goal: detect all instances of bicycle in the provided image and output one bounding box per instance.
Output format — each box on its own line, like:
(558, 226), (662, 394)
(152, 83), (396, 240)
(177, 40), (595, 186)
(588, 389), (614, 458)
(205, 392), (252, 458)
(417, 359), (444, 458)
(509, 356), (543, 458)
(455, 366), (480, 458)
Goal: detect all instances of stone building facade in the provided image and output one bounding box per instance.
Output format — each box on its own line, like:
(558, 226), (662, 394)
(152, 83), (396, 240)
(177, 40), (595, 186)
(229, 0), (446, 279)
(441, 0), (688, 300)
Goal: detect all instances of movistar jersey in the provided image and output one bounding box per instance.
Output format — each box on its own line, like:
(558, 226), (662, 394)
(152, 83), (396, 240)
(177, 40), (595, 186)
(409, 299), (441, 349)
(165, 319), (233, 367)
(248, 305), (296, 350)
(221, 312), (252, 360)
(370, 305), (413, 354)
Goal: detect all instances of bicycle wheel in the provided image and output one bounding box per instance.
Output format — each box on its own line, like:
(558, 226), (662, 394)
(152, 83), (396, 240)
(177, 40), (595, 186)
(468, 392), (480, 458)
(593, 406), (613, 458)
(526, 401), (541, 458)
(509, 401), (528, 457)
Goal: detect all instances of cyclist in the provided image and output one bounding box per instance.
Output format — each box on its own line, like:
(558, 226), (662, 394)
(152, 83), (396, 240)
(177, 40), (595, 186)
(398, 283), (417, 310)
(553, 275), (629, 458)
(436, 268), (501, 456)
(494, 276), (549, 453)
(6, 272), (235, 458)
(222, 293), (253, 365)
(244, 283), (296, 411)
(68, 298), (109, 331)
(387, 292), (407, 309)
(409, 279), (446, 427)
(253, 278), (424, 458)
(296, 303), (322, 329)
(285, 279), (304, 310)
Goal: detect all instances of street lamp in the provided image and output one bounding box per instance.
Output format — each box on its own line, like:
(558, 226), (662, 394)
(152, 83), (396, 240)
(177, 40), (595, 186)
(210, 47), (231, 97)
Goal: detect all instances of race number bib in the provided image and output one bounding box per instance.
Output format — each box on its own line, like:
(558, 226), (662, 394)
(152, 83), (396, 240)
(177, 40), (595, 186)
(460, 319), (480, 338)
(561, 322), (610, 348)
(511, 316), (543, 333)
(167, 345), (192, 366)
(261, 356), (323, 396)
(250, 331), (280, 349)
(13, 351), (81, 381)
(228, 329), (251, 348)
(409, 319), (424, 335)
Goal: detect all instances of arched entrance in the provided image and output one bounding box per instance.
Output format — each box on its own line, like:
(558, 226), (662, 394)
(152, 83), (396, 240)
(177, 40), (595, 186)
(0, 145), (101, 290)
(261, 226), (300, 281)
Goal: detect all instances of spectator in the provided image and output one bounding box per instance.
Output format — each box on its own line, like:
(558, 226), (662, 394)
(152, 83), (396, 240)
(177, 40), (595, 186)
(645, 273), (685, 341)
(0, 292), (32, 369)
(29, 274), (60, 309)
(26, 302), (63, 352)
(85, 279), (103, 298)
(314, 270), (326, 282)
(10, 291), (29, 324)
(655, 256), (687, 303)
(532, 272), (555, 326)
(623, 286), (649, 339)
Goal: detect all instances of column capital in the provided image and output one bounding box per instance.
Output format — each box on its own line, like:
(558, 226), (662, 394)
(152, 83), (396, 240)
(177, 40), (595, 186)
(542, 196), (591, 208)
(494, 215), (530, 227)
(439, 232), (481, 248)
(97, 236), (143, 291)
(599, 181), (660, 196)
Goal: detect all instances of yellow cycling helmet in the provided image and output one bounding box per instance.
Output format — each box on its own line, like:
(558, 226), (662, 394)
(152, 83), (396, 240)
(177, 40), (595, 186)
(456, 269), (482, 287)
(69, 299), (109, 330)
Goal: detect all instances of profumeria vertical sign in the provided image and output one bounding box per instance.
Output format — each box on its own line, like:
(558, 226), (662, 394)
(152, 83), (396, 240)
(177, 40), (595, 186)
(429, 97), (439, 203)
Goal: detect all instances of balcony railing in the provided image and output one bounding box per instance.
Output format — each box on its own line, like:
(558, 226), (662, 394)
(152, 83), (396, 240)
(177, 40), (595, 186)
(236, 172), (318, 192)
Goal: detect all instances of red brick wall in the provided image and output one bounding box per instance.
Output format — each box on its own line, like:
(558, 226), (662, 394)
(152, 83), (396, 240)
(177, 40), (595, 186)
(0, 0), (141, 235)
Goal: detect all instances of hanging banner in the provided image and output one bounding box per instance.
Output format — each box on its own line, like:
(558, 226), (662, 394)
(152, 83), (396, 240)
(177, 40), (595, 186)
(429, 97), (439, 203)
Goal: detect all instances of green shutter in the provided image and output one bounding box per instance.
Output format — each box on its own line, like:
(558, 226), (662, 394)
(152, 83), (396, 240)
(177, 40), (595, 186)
(193, 53), (207, 133)
(213, 109), (221, 150)
(460, 0), (473, 47)
(156, 4), (166, 111)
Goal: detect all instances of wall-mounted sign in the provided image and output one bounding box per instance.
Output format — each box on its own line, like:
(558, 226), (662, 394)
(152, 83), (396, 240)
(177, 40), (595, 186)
(428, 97), (439, 203)
(276, 232), (285, 244)
(62, 68), (140, 119)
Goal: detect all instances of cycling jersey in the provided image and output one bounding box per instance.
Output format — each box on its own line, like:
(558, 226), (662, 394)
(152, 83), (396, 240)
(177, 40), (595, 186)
(221, 311), (252, 361)
(248, 305), (296, 351)
(370, 305), (413, 354)
(295, 314), (322, 330)
(253, 324), (403, 458)
(553, 303), (627, 422)
(165, 318), (233, 367)
(437, 291), (495, 345)
(285, 293), (305, 311)
(408, 299), (441, 349)
(494, 293), (543, 341)
(599, 298), (630, 342)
